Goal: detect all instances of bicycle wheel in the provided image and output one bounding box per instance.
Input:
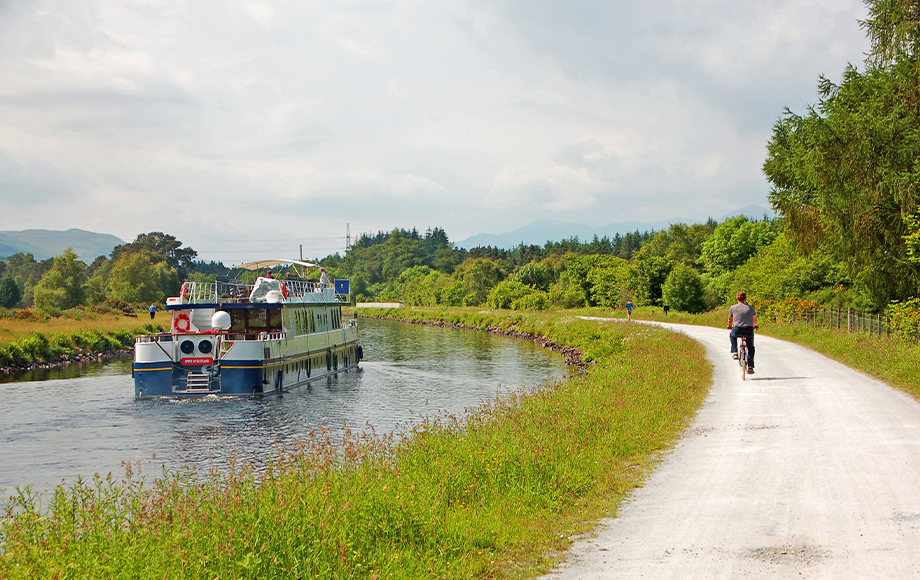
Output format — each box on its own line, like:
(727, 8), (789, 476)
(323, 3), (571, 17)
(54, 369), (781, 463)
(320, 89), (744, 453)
(739, 343), (747, 380)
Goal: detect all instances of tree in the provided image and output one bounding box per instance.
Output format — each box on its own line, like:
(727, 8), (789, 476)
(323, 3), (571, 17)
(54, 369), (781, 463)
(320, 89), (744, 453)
(107, 253), (178, 304)
(635, 222), (715, 268)
(487, 280), (535, 309)
(764, 2), (920, 309)
(701, 217), (777, 275)
(861, 0), (920, 67)
(3, 253), (53, 307)
(33, 248), (86, 312)
(587, 259), (634, 308)
(0, 276), (21, 308)
(730, 230), (849, 303)
(510, 262), (550, 291)
(450, 258), (506, 306)
(662, 265), (707, 313)
(632, 255), (675, 307)
(567, 254), (632, 306)
(110, 232), (198, 273)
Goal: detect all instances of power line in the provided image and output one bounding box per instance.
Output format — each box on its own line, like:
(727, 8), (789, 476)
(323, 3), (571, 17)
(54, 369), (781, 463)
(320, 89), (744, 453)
(185, 236), (346, 244)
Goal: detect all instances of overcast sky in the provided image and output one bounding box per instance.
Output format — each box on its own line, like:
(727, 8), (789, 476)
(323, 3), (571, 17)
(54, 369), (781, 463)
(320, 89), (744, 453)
(0, 0), (871, 262)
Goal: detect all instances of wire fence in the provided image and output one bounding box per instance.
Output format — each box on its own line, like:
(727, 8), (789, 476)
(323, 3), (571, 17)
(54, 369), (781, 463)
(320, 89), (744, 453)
(782, 307), (891, 338)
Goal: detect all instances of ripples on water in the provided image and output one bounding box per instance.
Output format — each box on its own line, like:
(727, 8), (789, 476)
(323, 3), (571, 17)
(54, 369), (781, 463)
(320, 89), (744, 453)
(0, 318), (565, 492)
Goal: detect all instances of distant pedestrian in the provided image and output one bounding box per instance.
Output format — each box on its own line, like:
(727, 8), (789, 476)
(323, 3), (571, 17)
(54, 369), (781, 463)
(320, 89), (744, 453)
(320, 267), (331, 288)
(265, 269), (274, 279)
(626, 299), (634, 321)
(148, 304), (156, 320)
(663, 304), (670, 316)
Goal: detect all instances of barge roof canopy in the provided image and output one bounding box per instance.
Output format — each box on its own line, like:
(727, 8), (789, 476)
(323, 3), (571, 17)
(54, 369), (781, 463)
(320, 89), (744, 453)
(232, 259), (317, 270)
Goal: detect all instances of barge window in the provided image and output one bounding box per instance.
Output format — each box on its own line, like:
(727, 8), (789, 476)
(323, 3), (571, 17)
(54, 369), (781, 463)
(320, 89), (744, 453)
(230, 310), (248, 332)
(249, 310), (267, 332)
(267, 309), (281, 332)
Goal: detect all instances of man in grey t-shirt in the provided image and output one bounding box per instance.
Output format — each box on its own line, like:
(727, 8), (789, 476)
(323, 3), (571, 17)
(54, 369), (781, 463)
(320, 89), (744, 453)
(728, 290), (757, 373)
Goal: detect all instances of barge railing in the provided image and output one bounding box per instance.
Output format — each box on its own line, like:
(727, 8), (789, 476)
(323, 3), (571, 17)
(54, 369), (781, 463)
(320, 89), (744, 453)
(173, 279), (345, 305)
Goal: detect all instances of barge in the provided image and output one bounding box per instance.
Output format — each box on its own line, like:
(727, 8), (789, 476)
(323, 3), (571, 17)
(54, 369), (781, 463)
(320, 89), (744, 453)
(133, 259), (361, 397)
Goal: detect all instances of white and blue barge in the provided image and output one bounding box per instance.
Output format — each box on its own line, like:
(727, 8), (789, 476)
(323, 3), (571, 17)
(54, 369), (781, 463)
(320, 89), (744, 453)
(133, 260), (361, 397)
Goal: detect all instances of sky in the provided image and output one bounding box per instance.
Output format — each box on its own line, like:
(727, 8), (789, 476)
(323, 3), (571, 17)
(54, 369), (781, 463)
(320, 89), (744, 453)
(0, 0), (872, 262)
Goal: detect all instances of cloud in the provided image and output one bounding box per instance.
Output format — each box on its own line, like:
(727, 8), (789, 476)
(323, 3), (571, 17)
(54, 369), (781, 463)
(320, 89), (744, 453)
(0, 149), (86, 206)
(0, 0), (873, 255)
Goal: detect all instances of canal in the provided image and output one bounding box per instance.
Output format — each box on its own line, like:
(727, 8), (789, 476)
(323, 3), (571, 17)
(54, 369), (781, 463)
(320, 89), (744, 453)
(0, 318), (565, 492)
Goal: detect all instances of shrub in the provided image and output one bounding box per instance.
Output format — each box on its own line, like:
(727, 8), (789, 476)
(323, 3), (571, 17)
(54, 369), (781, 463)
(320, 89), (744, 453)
(512, 291), (549, 311)
(487, 281), (534, 309)
(15, 308), (39, 321)
(887, 298), (920, 341)
(662, 265), (707, 313)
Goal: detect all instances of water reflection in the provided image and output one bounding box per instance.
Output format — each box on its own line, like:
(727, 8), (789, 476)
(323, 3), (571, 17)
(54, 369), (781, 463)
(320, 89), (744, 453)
(0, 318), (564, 492)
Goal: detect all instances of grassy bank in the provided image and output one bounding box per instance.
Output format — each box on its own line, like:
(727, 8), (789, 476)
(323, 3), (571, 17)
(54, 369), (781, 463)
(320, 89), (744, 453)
(0, 310), (160, 347)
(0, 321), (166, 369)
(1, 308), (711, 579)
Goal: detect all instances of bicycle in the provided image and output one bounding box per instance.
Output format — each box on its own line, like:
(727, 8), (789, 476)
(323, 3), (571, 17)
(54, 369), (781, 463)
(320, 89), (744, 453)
(738, 335), (749, 380)
(728, 325), (758, 380)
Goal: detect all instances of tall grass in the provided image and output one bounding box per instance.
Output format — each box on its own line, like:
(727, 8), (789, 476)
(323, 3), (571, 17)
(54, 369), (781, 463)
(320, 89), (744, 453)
(0, 312), (160, 348)
(0, 323), (165, 368)
(0, 309), (711, 579)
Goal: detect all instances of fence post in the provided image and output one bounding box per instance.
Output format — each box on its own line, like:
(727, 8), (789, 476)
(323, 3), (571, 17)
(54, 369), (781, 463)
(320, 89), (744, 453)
(848, 308), (854, 332)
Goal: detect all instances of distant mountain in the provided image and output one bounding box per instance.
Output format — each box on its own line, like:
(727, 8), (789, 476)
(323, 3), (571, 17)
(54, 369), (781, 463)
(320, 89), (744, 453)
(0, 229), (124, 263)
(455, 205), (776, 250)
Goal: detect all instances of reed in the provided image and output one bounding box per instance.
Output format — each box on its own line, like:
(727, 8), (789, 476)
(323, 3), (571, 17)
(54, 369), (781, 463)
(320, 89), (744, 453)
(0, 309), (711, 579)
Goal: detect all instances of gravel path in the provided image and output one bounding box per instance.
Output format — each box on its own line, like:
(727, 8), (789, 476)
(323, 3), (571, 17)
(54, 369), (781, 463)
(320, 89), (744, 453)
(540, 319), (920, 579)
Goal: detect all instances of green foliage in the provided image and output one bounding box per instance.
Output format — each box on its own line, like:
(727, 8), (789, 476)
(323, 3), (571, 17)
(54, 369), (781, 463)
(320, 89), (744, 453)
(511, 290), (549, 311)
(728, 230), (850, 305)
(635, 222), (715, 268)
(662, 264), (707, 313)
(0, 323), (156, 367)
(450, 258), (506, 307)
(887, 298), (920, 340)
(567, 254), (630, 307)
(510, 262), (550, 291)
(344, 228), (459, 286)
(33, 248), (87, 313)
(764, 59), (920, 309)
(632, 255), (674, 307)
(106, 254), (178, 305)
(487, 280), (534, 309)
(861, 0), (920, 67)
(586, 257), (633, 308)
(0, 275), (22, 308)
(1, 253), (53, 307)
(701, 216), (777, 275)
(111, 232), (197, 273)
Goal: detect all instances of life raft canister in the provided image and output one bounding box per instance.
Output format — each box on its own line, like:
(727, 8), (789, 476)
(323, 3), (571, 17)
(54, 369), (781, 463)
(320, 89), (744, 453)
(174, 314), (191, 333)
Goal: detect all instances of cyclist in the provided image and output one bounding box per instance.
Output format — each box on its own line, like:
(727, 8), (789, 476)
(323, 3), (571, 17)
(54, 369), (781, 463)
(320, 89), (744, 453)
(727, 290), (757, 374)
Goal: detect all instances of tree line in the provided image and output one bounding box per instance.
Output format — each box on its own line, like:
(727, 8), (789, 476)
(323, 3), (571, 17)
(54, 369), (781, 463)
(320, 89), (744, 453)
(0, 233), (211, 314)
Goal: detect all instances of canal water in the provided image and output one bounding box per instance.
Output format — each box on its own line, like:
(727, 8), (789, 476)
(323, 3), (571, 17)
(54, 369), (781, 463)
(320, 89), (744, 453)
(0, 318), (565, 493)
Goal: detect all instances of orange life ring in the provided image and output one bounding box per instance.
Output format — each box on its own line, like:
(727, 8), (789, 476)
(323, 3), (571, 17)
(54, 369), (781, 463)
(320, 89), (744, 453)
(280, 282), (288, 297)
(174, 314), (191, 333)
(179, 282), (187, 299)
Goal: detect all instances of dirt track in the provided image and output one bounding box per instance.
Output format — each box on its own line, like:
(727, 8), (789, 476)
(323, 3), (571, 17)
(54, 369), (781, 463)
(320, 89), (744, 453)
(541, 319), (920, 579)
